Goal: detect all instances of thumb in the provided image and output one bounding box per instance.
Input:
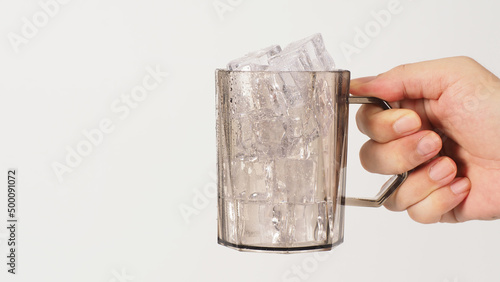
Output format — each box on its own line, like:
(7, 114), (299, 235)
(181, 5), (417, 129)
(349, 56), (481, 102)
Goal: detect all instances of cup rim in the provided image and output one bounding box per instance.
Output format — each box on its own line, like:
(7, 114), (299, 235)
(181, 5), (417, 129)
(215, 68), (350, 74)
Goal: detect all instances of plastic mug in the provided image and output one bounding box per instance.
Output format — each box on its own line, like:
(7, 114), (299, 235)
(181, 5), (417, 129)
(216, 69), (408, 253)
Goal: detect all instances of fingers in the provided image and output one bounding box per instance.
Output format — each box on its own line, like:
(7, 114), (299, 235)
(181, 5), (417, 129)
(356, 105), (421, 143)
(349, 57), (483, 224)
(407, 178), (471, 224)
(350, 56), (483, 102)
(360, 130), (442, 175)
(384, 157), (471, 224)
(384, 157), (457, 211)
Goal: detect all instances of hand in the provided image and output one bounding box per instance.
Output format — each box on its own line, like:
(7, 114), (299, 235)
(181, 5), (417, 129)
(350, 56), (500, 223)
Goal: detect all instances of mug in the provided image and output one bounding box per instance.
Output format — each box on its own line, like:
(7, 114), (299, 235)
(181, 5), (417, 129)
(215, 69), (408, 253)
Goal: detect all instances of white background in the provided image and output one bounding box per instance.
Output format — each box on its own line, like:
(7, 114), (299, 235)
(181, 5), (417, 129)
(1, 0), (500, 281)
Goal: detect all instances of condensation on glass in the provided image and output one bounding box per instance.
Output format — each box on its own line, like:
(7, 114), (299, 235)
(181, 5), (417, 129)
(216, 70), (349, 253)
(215, 70), (407, 253)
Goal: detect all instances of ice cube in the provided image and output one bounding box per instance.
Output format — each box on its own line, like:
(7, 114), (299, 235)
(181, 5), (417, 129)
(230, 160), (273, 200)
(268, 34), (335, 71)
(227, 45), (282, 71)
(239, 201), (263, 244)
(253, 75), (288, 116)
(239, 200), (288, 246)
(267, 72), (306, 108)
(283, 103), (320, 159)
(221, 199), (238, 242)
(286, 102), (318, 140)
(288, 203), (327, 243)
(286, 137), (314, 160)
(266, 34), (336, 143)
(228, 72), (288, 117)
(274, 159), (319, 203)
(270, 203), (287, 244)
(222, 35), (337, 247)
(313, 76), (335, 135)
(231, 114), (256, 161)
(253, 115), (286, 157)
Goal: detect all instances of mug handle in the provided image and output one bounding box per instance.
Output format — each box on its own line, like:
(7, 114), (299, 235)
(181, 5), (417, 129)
(345, 96), (409, 207)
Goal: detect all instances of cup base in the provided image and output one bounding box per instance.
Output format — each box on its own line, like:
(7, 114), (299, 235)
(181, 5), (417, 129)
(217, 238), (343, 254)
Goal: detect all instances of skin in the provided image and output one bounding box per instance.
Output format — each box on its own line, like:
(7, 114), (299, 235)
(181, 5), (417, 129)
(350, 56), (500, 223)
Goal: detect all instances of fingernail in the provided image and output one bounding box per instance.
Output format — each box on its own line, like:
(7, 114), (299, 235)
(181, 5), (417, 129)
(417, 133), (441, 156)
(393, 115), (420, 135)
(450, 178), (471, 194)
(429, 158), (455, 182)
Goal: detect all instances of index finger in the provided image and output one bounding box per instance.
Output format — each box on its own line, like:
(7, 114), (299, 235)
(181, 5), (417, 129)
(349, 56), (483, 102)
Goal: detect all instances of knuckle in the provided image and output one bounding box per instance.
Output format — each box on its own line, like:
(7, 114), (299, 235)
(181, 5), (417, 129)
(407, 209), (436, 224)
(455, 56), (477, 65)
(392, 63), (408, 75)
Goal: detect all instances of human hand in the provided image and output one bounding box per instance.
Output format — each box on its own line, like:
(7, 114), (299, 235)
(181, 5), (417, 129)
(350, 56), (500, 223)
